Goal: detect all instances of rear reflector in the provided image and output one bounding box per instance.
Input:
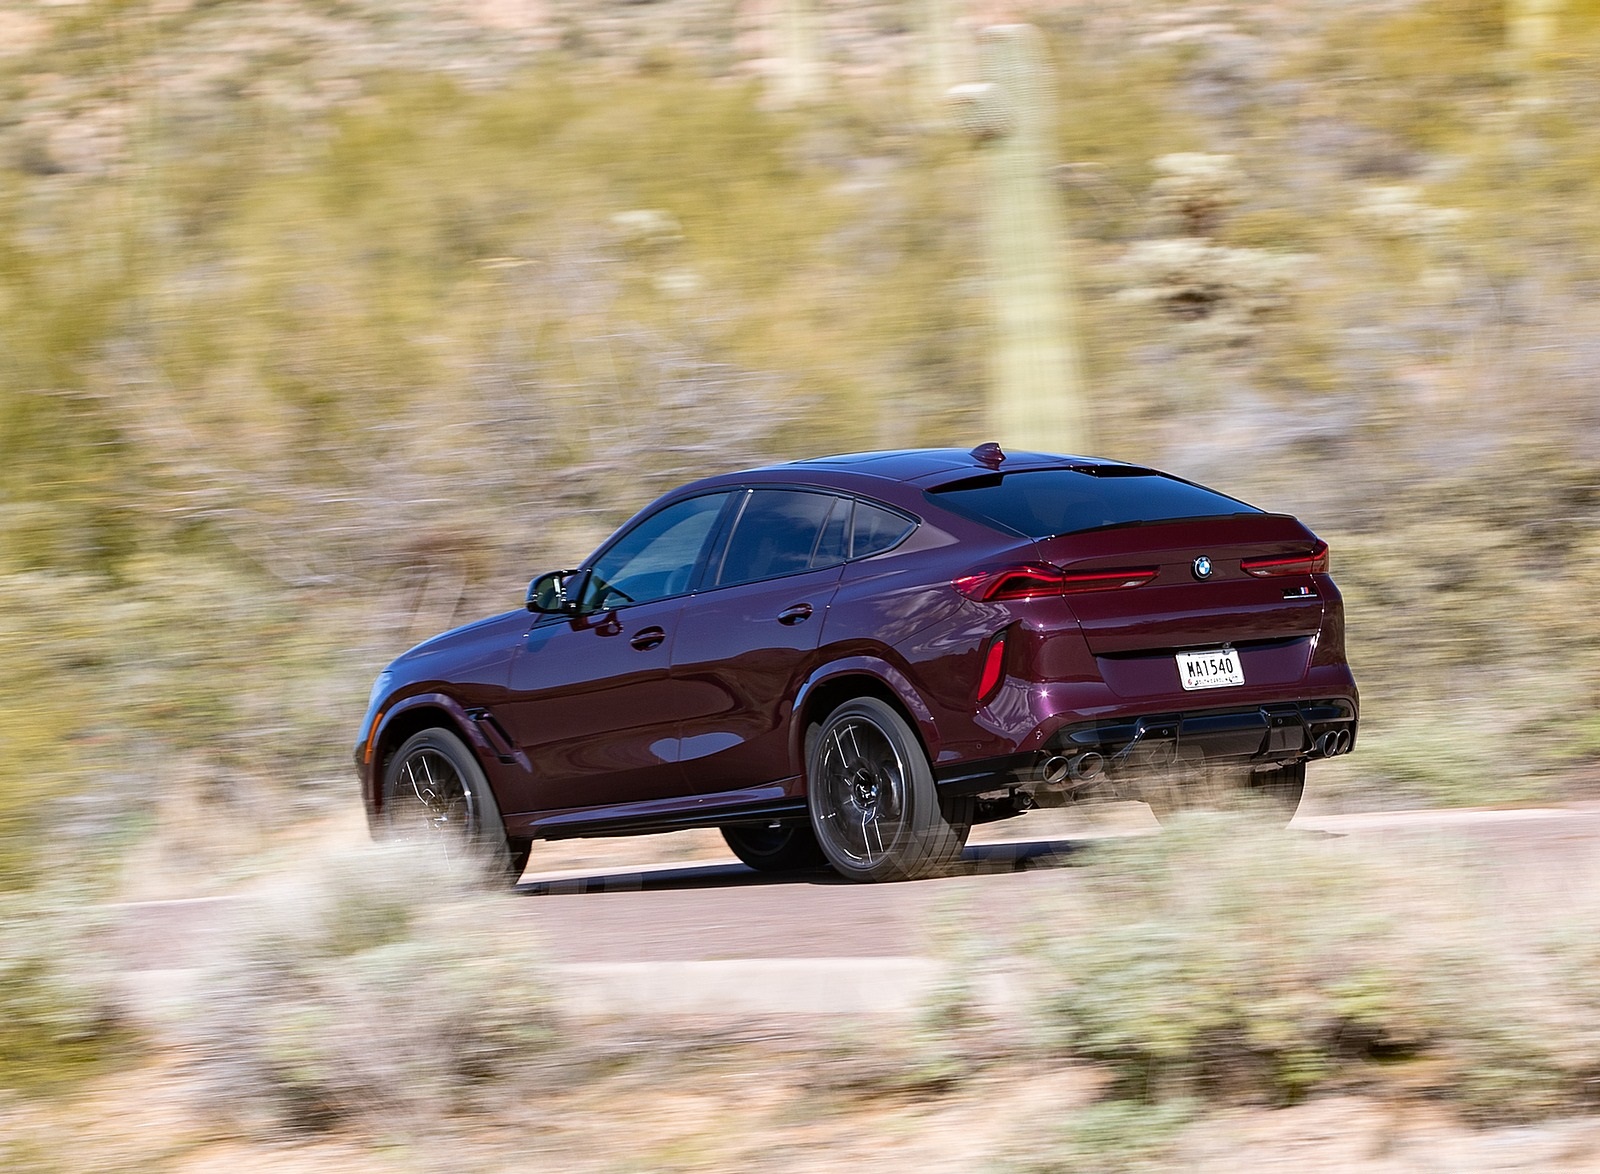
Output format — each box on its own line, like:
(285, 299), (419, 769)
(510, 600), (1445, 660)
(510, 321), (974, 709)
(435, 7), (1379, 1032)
(976, 632), (1008, 702)
(1241, 540), (1329, 577)
(954, 563), (1157, 602)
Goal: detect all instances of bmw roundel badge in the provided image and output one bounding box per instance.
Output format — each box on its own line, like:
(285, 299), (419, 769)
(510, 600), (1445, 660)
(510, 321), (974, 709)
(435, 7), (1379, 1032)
(1193, 555), (1214, 580)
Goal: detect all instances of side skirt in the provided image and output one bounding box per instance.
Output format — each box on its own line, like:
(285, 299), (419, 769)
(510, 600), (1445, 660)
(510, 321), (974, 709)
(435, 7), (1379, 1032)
(511, 783), (807, 841)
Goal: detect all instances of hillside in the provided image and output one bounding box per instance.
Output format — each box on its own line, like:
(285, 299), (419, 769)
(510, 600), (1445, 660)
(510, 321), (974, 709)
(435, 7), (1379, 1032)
(2, 0), (1599, 902)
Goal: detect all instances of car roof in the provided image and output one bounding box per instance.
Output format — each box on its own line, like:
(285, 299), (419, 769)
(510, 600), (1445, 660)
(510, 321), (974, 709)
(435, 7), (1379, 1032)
(588, 446), (1157, 565)
(771, 446), (1137, 487)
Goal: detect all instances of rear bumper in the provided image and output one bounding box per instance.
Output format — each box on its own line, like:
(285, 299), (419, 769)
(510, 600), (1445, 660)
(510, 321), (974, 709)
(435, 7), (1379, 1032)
(935, 697), (1358, 797)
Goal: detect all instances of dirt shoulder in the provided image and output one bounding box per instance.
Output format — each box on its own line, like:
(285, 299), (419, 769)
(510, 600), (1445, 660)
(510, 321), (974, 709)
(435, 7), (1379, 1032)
(8, 1028), (1600, 1173)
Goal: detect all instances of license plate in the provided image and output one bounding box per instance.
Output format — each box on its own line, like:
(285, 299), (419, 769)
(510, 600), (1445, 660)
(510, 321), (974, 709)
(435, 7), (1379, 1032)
(1176, 648), (1245, 691)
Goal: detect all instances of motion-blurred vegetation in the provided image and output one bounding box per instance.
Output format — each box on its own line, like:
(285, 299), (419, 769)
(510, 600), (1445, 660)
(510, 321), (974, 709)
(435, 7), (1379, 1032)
(3, 0), (1600, 1104)
(1002, 811), (1600, 1165)
(183, 844), (558, 1139)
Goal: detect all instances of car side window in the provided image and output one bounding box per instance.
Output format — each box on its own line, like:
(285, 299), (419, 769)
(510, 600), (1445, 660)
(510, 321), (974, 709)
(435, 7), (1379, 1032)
(584, 493), (728, 609)
(812, 496), (851, 568)
(715, 490), (848, 588)
(851, 502), (916, 559)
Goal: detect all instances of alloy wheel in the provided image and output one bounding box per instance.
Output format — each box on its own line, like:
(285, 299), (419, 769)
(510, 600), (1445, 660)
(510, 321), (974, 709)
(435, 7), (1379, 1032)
(814, 715), (913, 870)
(387, 746), (475, 857)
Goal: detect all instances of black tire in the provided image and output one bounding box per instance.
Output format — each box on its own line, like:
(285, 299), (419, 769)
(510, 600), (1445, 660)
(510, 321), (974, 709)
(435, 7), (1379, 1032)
(1245, 760), (1306, 823)
(720, 822), (828, 873)
(806, 697), (971, 882)
(381, 728), (531, 884)
(1141, 758), (1306, 827)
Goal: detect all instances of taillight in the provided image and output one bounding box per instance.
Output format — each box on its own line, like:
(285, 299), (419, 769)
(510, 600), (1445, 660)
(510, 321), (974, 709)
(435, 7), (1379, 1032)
(953, 563), (1156, 601)
(1059, 568), (1159, 594)
(1241, 540), (1329, 578)
(976, 631), (1008, 703)
(953, 564), (1064, 601)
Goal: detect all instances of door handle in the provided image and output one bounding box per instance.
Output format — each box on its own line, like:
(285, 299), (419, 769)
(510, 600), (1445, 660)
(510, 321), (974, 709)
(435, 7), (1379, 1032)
(777, 603), (813, 626)
(630, 626), (666, 651)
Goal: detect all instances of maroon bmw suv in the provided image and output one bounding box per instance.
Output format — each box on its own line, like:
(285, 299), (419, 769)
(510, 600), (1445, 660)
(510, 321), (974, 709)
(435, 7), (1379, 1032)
(355, 445), (1357, 882)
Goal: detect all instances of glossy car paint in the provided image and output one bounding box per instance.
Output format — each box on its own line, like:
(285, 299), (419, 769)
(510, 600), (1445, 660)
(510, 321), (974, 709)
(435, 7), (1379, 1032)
(356, 448), (1358, 842)
(672, 561), (845, 794)
(501, 594), (690, 809)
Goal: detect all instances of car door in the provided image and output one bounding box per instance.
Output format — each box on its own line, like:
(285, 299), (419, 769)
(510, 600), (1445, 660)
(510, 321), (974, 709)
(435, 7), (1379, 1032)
(499, 492), (732, 813)
(670, 489), (850, 795)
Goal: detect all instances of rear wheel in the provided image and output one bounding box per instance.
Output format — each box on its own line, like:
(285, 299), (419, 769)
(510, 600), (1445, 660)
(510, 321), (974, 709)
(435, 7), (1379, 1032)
(382, 728), (531, 884)
(1141, 759), (1305, 826)
(1244, 761), (1306, 823)
(806, 697), (971, 882)
(720, 823), (827, 873)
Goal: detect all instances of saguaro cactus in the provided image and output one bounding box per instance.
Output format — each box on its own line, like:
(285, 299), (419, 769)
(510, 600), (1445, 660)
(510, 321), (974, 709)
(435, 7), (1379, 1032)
(1509, 0), (1563, 63)
(919, 0), (964, 118)
(953, 25), (1090, 454)
(769, 0), (824, 108)
(1508, 0), (1564, 104)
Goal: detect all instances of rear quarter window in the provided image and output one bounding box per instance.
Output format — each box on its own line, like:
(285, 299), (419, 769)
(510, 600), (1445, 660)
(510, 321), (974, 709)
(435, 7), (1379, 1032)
(851, 502), (916, 559)
(928, 468), (1258, 539)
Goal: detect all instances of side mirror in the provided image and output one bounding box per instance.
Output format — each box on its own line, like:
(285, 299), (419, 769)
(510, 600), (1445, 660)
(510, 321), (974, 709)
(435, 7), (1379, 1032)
(526, 569), (588, 614)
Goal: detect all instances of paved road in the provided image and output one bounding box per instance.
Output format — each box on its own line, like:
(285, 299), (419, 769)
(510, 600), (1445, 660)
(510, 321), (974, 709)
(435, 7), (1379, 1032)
(112, 804), (1600, 978)
(505, 805), (1600, 964)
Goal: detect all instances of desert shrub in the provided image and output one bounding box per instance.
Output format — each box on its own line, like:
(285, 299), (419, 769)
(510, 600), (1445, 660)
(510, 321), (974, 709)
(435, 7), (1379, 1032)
(1023, 814), (1600, 1121)
(1148, 152), (1247, 238)
(1017, 1098), (1195, 1174)
(0, 563), (390, 898)
(182, 844), (559, 1137)
(1030, 816), (1443, 1105)
(1116, 237), (1306, 347)
(0, 54), (983, 588)
(0, 572), (133, 890)
(1347, 709), (1549, 807)
(0, 888), (131, 1093)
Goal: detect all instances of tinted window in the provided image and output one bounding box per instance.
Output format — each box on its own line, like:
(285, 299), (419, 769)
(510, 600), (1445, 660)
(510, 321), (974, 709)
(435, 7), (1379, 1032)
(812, 496), (852, 568)
(716, 490), (845, 587)
(929, 468), (1257, 539)
(585, 493), (727, 608)
(851, 502), (916, 559)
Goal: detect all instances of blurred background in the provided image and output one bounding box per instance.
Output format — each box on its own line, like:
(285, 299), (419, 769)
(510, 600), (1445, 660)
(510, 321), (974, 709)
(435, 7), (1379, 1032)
(3, 0), (1600, 1167)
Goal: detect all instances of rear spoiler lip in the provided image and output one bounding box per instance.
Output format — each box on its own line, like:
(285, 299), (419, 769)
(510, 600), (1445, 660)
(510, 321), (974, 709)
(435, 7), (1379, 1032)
(1031, 510), (1293, 542)
(1030, 513), (1323, 573)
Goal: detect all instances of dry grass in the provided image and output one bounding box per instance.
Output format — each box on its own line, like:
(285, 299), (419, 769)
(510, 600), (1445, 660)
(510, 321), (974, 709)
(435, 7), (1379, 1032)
(11, 822), (1600, 1169)
(1006, 811), (1600, 1152)
(4, 0), (1600, 1128)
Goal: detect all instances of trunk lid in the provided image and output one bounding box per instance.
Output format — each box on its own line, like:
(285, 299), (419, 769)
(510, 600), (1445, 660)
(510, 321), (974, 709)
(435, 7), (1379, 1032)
(1034, 514), (1327, 655)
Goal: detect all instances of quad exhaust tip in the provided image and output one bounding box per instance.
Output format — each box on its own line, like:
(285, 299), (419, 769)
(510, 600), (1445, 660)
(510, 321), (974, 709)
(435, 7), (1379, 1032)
(1042, 731), (1350, 781)
(1314, 729), (1353, 758)
(1069, 751), (1105, 782)
(1041, 752), (1105, 785)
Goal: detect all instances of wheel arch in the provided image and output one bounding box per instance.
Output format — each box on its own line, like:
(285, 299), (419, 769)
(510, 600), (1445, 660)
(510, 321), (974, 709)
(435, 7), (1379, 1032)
(370, 694), (494, 819)
(790, 659), (940, 786)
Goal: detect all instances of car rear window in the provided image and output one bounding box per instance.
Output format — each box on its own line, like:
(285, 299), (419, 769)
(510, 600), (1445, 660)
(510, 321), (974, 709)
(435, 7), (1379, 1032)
(928, 467), (1258, 539)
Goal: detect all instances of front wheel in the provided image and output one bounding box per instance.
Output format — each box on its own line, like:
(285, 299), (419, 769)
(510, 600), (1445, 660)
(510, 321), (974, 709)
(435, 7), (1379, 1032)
(720, 822), (827, 873)
(806, 697), (971, 882)
(381, 728), (531, 884)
